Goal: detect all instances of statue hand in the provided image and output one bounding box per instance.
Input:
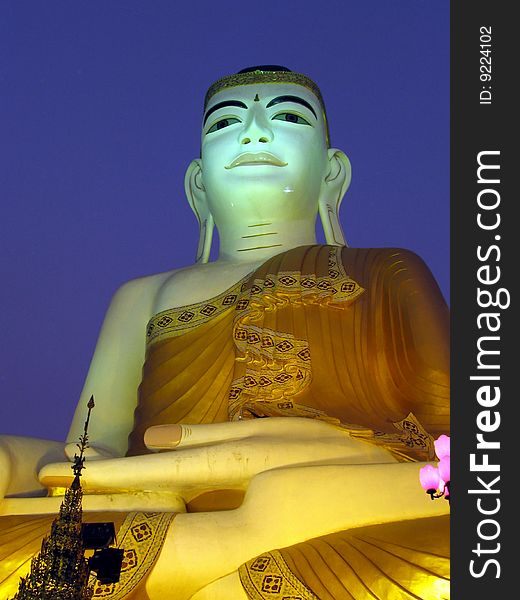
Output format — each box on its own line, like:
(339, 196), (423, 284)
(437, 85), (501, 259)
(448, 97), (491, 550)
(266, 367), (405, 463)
(64, 442), (119, 462)
(39, 418), (396, 496)
(0, 435), (66, 499)
(0, 441), (11, 501)
(39, 444), (122, 490)
(144, 417), (373, 451)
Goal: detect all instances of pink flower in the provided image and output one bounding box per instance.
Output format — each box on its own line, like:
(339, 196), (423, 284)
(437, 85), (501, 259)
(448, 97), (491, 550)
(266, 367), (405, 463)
(438, 455), (450, 484)
(419, 464), (441, 492)
(434, 434), (450, 460)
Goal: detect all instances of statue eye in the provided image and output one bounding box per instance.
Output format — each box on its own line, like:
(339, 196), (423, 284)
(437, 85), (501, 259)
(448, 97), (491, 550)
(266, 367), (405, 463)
(206, 117), (241, 133)
(272, 112), (311, 126)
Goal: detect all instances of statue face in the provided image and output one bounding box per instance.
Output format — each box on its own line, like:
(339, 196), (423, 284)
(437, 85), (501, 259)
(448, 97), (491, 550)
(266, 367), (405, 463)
(199, 83), (329, 227)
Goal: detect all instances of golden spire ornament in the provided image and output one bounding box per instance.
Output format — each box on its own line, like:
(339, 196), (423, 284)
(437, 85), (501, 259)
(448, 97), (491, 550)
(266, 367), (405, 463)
(10, 397), (96, 600)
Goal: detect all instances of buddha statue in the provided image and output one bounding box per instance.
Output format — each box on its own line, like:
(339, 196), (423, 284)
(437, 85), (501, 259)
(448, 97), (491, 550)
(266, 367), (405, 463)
(0, 67), (450, 600)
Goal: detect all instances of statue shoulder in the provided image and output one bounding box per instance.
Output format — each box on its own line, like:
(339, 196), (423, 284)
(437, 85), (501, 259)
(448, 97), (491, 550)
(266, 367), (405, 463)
(100, 260), (257, 323)
(338, 246), (438, 287)
(152, 261), (258, 313)
(104, 269), (179, 325)
(113, 269), (175, 298)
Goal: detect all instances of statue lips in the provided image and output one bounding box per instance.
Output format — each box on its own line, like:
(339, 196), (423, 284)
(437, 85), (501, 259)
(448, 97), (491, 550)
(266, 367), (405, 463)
(225, 152), (288, 169)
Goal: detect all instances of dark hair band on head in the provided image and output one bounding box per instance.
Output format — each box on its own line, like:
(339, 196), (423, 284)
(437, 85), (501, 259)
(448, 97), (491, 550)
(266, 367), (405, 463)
(204, 66), (331, 146)
(237, 65), (292, 74)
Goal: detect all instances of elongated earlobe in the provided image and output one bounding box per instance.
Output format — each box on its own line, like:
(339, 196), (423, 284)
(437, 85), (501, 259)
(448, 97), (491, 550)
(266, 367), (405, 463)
(195, 215), (214, 264)
(185, 159), (215, 263)
(319, 149), (352, 246)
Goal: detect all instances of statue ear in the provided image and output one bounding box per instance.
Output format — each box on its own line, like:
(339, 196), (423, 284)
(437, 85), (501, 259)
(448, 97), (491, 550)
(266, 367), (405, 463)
(184, 159), (214, 264)
(318, 149), (352, 246)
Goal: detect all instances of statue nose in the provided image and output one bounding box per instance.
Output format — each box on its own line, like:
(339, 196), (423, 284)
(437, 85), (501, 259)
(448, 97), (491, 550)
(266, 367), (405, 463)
(240, 112), (273, 145)
(241, 135), (269, 145)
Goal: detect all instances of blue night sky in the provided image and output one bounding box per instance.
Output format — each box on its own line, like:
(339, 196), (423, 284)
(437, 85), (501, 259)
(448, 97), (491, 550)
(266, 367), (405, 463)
(0, 1), (449, 441)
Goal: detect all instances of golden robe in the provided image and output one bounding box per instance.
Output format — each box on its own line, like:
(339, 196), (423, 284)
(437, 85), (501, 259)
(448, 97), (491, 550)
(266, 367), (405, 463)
(127, 245), (449, 460)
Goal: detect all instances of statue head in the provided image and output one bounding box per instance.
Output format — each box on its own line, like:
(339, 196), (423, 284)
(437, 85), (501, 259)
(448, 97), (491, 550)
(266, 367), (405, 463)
(185, 66), (352, 263)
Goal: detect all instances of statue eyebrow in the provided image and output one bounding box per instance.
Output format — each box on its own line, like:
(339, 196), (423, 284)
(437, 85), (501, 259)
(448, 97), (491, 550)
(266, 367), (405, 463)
(265, 95), (317, 119)
(203, 100), (248, 126)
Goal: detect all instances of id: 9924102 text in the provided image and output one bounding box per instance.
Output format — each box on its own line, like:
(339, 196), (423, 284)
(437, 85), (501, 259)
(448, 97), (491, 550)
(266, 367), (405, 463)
(479, 26), (492, 105)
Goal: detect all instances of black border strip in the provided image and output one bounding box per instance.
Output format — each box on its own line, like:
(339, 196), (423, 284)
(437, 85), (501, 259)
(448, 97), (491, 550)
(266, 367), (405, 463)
(451, 2), (514, 597)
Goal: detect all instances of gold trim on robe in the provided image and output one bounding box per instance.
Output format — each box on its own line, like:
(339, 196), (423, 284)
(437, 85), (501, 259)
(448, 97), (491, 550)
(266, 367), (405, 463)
(0, 511), (175, 600)
(240, 549), (319, 600)
(90, 512), (175, 599)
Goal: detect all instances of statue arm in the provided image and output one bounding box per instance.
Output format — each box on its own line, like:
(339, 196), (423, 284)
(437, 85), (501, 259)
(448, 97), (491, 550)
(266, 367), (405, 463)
(39, 418), (397, 496)
(0, 436), (66, 498)
(66, 277), (157, 458)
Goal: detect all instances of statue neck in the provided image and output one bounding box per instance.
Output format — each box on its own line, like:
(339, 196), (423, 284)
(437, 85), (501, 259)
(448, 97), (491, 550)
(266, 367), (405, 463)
(216, 218), (318, 264)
